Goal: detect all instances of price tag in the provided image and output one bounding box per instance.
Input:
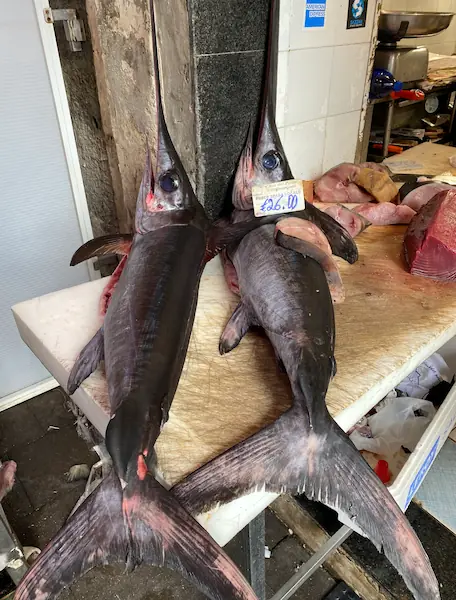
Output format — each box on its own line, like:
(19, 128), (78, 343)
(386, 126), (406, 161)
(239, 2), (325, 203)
(252, 179), (306, 218)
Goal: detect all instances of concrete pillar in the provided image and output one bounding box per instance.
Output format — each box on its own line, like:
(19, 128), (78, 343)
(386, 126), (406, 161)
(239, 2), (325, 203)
(87, 0), (269, 228)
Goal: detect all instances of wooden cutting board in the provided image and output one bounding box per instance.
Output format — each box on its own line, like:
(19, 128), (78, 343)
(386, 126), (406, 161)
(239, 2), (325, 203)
(384, 142), (456, 176)
(12, 227), (456, 486)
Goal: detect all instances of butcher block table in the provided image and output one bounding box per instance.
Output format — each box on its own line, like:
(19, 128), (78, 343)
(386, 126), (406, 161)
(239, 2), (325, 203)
(11, 226), (456, 599)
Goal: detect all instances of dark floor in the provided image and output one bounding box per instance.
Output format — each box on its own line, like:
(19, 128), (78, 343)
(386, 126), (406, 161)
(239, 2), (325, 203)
(0, 389), (337, 600)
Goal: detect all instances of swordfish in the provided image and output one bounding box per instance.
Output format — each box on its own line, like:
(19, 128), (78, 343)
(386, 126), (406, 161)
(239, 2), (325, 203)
(14, 3), (292, 599)
(171, 1), (441, 599)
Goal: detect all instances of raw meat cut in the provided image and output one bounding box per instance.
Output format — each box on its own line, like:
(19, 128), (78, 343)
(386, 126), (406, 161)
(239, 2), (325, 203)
(400, 182), (452, 212)
(354, 202), (416, 225)
(404, 189), (456, 281)
(323, 204), (371, 238)
(314, 162), (397, 204)
(314, 163), (374, 204)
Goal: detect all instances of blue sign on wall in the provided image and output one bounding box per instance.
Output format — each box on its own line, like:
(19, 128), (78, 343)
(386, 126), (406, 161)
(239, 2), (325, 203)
(304, 1), (327, 28)
(405, 438), (440, 508)
(347, 0), (368, 29)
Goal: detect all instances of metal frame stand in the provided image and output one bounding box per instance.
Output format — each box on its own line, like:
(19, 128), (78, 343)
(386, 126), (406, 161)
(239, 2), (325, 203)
(240, 511), (266, 600)
(240, 511), (352, 600)
(0, 506), (28, 585)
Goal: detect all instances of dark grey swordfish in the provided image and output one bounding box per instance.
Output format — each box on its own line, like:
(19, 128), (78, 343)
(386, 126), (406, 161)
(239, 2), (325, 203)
(13, 3), (297, 600)
(171, 2), (441, 599)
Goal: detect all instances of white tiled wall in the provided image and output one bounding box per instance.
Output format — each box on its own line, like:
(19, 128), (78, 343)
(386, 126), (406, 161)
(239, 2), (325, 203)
(382, 0), (456, 56)
(276, 0), (380, 179)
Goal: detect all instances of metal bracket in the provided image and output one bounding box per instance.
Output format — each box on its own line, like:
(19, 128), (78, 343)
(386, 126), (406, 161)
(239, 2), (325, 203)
(43, 8), (86, 52)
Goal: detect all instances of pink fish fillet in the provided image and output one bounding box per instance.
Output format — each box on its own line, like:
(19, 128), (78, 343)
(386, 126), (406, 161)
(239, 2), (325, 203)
(354, 202), (416, 225)
(323, 204), (371, 238)
(401, 182), (453, 211)
(314, 163), (374, 204)
(275, 217), (345, 303)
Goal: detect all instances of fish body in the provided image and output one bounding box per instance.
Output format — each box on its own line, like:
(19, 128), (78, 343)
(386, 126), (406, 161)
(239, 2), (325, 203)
(15, 2), (284, 598)
(174, 1), (440, 598)
(174, 222), (441, 600)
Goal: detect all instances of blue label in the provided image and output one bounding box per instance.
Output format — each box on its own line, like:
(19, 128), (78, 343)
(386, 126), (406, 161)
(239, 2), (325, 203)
(304, 1), (326, 28)
(405, 438), (440, 508)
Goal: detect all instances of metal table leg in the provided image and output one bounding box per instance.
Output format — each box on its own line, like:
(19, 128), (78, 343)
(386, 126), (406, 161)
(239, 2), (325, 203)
(382, 100), (395, 159)
(239, 511), (266, 600)
(0, 506), (28, 585)
(269, 525), (352, 600)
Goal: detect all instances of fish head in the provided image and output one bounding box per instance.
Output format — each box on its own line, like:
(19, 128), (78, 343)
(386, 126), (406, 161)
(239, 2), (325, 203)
(232, 0), (293, 211)
(232, 109), (293, 211)
(135, 0), (203, 234)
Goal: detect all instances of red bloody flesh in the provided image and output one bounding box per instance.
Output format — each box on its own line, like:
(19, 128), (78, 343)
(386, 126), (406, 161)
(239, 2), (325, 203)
(404, 189), (456, 281)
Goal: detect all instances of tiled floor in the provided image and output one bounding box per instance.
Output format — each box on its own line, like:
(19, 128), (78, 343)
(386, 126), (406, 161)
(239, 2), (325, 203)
(0, 388), (336, 600)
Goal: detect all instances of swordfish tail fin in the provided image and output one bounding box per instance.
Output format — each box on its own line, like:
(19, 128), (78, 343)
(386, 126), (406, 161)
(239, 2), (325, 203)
(15, 471), (258, 600)
(173, 403), (440, 600)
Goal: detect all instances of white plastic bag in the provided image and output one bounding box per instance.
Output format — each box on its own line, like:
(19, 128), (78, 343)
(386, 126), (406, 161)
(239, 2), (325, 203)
(396, 353), (452, 399)
(350, 397), (436, 458)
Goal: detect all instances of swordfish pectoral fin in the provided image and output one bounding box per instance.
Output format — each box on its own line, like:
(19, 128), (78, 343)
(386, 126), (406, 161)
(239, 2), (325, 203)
(219, 303), (251, 355)
(173, 407), (440, 600)
(292, 204), (359, 265)
(14, 471), (128, 600)
(67, 328), (104, 395)
(206, 213), (300, 261)
(70, 234), (133, 267)
(275, 231), (345, 304)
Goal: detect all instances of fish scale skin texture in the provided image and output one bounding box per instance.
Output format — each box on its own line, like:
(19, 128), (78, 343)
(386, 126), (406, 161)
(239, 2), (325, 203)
(173, 225), (441, 600)
(404, 189), (456, 281)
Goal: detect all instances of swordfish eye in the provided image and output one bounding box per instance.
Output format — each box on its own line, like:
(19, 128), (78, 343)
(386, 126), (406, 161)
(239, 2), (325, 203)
(159, 171), (180, 193)
(262, 150), (281, 171)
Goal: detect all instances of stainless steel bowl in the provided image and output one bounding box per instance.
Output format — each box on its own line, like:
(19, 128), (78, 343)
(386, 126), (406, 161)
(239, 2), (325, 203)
(378, 11), (454, 42)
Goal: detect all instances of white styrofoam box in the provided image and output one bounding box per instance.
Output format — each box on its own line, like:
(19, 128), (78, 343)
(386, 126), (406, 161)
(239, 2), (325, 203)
(276, 51), (289, 128)
(284, 46), (333, 126)
(437, 336), (456, 375)
(288, 0), (338, 50)
(329, 44), (370, 116)
(389, 382), (456, 512)
(323, 110), (360, 172)
(278, 0), (292, 51)
(283, 118), (326, 179)
(335, 0), (378, 47)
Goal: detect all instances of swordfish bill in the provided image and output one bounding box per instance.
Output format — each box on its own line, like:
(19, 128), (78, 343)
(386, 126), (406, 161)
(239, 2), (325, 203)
(14, 2), (290, 599)
(172, 1), (441, 599)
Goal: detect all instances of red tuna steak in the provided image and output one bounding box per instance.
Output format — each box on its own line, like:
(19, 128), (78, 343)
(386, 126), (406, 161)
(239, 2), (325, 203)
(404, 189), (456, 281)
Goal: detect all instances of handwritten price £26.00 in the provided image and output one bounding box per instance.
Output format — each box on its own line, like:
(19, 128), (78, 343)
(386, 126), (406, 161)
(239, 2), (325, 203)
(259, 194), (299, 214)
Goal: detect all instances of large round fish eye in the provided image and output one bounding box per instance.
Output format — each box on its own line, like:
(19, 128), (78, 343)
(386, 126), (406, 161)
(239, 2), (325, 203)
(262, 151), (280, 171)
(159, 172), (179, 193)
